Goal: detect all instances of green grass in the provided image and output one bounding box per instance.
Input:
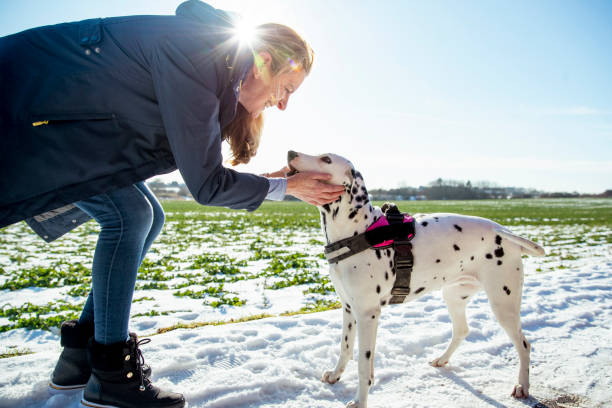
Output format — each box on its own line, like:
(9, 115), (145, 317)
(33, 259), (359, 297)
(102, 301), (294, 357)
(162, 198), (612, 227)
(0, 198), (609, 335)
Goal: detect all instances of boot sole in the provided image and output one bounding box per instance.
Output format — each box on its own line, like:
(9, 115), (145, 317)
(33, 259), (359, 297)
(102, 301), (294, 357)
(80, 397), (186, 408)
(48, 380), (87, 395)
(80, 398), (119, 408)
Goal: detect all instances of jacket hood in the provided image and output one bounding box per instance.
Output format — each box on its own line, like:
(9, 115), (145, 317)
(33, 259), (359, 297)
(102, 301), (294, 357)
(176, 0), (236, 28)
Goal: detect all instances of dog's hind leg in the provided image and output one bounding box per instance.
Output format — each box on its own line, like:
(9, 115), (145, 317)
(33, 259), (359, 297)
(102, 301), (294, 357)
(322, 304), (357, 384)
(481, 261), (531, 398)
(430, 283), (480, 367)
(345, 308), (381, 408)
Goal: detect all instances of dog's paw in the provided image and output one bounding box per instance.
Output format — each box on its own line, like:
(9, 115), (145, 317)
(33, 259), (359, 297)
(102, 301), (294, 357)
(511, 384), (529, 398)
(346, 401), (360, 408)
(429, 357), (449, 367)
(321, 370), (340, 384)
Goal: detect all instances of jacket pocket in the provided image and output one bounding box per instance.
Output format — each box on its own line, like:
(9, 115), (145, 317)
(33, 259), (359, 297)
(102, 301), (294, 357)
(31, 112), (116, 127)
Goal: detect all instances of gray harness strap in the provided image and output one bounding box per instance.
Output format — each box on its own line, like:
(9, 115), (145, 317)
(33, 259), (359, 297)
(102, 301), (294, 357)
(324, 214), (416, 304)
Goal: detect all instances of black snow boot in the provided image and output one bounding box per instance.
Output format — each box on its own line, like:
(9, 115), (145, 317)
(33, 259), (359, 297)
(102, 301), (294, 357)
(49, 320), (94, 393)
(81, 334), (185, 408)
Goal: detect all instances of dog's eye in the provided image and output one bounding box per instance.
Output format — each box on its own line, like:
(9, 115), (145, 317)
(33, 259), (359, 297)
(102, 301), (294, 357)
(320, 156), (332, 164)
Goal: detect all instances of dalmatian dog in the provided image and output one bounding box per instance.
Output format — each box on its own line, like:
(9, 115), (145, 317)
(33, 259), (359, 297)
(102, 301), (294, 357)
(286, 151), (545, 408)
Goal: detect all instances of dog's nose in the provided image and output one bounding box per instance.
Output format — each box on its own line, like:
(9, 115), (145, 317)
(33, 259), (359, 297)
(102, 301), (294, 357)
(287, 150), (298, 162)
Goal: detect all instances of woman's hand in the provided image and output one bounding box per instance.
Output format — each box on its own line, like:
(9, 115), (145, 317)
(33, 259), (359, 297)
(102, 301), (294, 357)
(260, 166), (290, 178)
(286, 172), (345, 206)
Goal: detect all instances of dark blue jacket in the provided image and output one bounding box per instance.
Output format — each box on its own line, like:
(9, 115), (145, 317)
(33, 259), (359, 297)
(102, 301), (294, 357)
(0, 0), (269, 241)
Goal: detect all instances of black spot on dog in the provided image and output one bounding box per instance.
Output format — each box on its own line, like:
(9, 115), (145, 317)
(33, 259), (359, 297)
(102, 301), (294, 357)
(470, 256), (474, 260)
(434, 217), (439, 222)
(355, 171), (363, 179)
(375, 249), (381, 259)
(348, 323), (352, 330)
(481, 237), (484, 241)
(436, 259), (440, 263)
(503, 286), (511, 295)
(453, 244), (460, 251)
(386, 249), (391, 257)
(422, 221), (428, 227)
(346, 304), (351, 309)
(371, 315), (375, 319)
(322, 204), (331, 213)
(376, 285), (381, 294)
(523, 340), (528, 349)
(352, 186), (358, 195)
(368, 379), (372, 386)
(322, 212), (327, 226)
(497, 260), (503, 265)
(364, 214), (368, 220)
(365, 350), (371, 359)
(345, 308), (351, 314)
(516, 267), (520, 271)
(353, 265), (357, 269)
(389, 260), (393, 268)
(454, 224), (463, 232)
(494, 247), (505, 257)
(461, 295), (468, 300)
(433, 276), (437, 279)
(486, 253), (493, 259)
(495, 235), (502, 245)
(345, 335), (348, 342)
(353, 231), (358, 236)
(385, 272), (389, 280)
(415, 287), (425, 294)
(346, 344), (349, 349)
(332, 207), (339, 219)
(381, 300), (386, 306)
(348, 210), (358, 219)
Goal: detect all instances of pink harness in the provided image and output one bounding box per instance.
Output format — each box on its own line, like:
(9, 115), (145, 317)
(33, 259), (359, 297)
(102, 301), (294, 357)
(367, 214), (415, 248)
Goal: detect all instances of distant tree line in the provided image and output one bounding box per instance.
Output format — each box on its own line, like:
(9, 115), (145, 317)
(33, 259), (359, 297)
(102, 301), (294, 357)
(368, 179), (611, 201)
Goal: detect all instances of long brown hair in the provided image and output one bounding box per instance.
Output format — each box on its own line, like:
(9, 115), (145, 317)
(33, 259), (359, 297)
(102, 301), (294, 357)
(222, 23), (314, 166)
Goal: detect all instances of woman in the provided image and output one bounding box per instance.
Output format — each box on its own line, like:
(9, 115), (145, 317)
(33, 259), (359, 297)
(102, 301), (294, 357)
(0, 1), (344, 407)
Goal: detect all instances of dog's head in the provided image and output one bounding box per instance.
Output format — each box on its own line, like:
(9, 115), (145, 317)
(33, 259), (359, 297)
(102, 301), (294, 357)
(287, 151), (356, 187)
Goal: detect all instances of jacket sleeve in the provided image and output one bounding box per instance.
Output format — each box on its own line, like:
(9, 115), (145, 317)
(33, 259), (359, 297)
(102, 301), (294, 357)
(150, 37), (269, 211)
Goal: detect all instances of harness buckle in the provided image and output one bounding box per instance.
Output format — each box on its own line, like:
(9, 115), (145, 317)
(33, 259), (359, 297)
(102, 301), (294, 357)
(391, 287), (411, 296)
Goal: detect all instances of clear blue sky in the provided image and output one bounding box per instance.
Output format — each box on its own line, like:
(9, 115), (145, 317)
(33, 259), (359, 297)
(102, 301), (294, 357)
(2, 0), (611, 193)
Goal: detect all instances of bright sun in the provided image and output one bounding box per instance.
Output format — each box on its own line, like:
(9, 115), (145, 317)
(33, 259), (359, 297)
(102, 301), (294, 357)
(233, 18), (256, 47)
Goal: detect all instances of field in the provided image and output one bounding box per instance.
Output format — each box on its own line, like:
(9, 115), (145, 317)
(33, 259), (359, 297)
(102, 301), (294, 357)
(0, 198), (610, 347)
(1, 198), (611, 408)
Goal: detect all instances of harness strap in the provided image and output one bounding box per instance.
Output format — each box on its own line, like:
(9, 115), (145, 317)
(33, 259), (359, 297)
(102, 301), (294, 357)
(389, 241), (414, 304)
(325, 234), (371, 264)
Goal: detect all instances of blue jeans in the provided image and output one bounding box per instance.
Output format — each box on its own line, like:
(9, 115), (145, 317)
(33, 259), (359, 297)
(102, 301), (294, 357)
(74, 182), (164, 344)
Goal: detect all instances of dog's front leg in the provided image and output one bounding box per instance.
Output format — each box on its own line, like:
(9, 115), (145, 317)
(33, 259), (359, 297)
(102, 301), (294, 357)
(322, 304), (356, 384)
(346, 309), (380, 408)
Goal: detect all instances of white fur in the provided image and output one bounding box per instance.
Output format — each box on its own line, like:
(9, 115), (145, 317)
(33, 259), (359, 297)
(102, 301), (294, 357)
(288, 152), (545, 408)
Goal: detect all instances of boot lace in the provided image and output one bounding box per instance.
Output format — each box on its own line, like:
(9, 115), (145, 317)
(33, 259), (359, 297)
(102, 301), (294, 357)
(132, 338), (151, 392)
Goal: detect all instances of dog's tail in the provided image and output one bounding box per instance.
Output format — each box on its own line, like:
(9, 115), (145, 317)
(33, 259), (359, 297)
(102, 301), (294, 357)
(494, 228), (546, 257)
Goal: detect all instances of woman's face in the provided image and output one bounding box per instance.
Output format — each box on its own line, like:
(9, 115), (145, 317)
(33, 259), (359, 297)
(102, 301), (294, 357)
(239, 52), (306, 117)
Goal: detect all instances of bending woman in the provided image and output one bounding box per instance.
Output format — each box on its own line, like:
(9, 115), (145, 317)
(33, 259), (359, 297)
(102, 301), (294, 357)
(0, 1), (343, 407)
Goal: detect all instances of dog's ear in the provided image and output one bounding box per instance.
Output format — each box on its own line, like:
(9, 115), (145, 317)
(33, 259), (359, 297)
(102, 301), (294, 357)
(381, 202), (400, 215)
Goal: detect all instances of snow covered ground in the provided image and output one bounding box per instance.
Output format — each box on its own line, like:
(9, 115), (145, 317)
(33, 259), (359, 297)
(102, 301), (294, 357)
(1, 260), (610, 408)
